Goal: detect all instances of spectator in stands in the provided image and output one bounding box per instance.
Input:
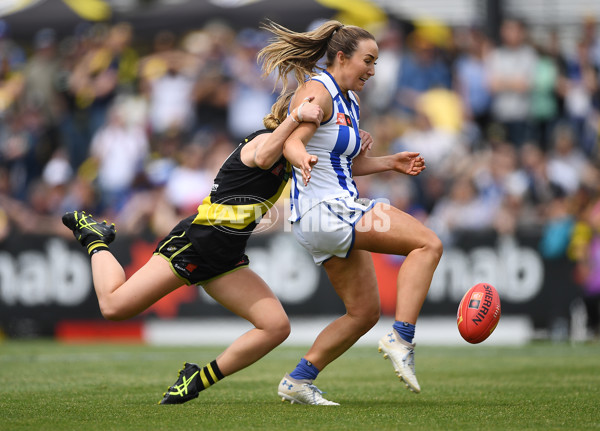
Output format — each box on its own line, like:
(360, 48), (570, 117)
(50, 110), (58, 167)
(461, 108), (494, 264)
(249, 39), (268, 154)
(88, 100), (149, 214)
(226, 28), (277, 141)
(546, 123), (593, 195)
(139, 30), (199, 137)
(21, 28), (64, 154)
(454, 26), (492, 141)
(163, 142), (212, 216)
(396, 32), (451, 115)
(530, 32), (561, 151)
(582, 15), (600, 70)
(486, 17), (537, 147)
(557, 40), (599, 156)
(362, 21), (403, 116)
(191, 21), (235, 137)
(0, 20), (25, 120)
(427, 174), (494, 245)
(570, 193), (600, 340)
(69, 22), (138, 140)
(0, 112), (33, 200)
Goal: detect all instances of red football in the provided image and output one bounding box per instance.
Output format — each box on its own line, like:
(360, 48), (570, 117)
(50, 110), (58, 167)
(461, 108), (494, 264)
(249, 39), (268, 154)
(457, 283), (501, 344)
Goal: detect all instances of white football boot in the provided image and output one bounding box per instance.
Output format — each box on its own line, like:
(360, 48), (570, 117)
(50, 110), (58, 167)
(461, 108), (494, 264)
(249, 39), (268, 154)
(278, 374), (340, 405)
(378, 330), (421, 393)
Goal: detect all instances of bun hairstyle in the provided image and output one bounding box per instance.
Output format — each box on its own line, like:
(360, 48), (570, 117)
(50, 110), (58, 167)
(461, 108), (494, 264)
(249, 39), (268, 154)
(258, 20), (375, 96)
(263, 92), (294, 129)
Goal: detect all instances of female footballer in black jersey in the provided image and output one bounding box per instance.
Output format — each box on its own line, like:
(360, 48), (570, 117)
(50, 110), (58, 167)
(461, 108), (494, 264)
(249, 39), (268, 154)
(62, 94), (323, 404)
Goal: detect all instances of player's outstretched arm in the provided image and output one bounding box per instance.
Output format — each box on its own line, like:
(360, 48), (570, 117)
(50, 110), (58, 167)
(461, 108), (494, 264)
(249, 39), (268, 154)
(353, 151), (426, 177)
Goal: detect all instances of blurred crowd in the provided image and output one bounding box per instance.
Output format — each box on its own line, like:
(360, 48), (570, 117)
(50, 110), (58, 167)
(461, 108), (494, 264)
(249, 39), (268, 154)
(1, 15), (600, 331)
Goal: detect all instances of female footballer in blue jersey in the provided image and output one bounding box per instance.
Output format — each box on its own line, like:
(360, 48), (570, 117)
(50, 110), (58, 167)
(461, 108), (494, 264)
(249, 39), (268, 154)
(62, 93), (323, 404)
(259, 20), (443, 405)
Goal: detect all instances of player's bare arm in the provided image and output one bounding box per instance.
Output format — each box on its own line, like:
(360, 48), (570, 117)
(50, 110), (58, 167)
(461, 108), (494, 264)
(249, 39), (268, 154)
(283, 81), (330, 185)
(240, 96), (323, 169)
(353, 151), (426, 176)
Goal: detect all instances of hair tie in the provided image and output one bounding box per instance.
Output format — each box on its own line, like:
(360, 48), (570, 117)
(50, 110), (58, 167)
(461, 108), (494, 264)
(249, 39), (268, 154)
(332, 24), (344, 37)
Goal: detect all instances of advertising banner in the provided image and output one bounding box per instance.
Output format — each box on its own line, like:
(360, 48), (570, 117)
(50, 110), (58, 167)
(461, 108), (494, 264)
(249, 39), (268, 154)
(0, 229), (579, 337)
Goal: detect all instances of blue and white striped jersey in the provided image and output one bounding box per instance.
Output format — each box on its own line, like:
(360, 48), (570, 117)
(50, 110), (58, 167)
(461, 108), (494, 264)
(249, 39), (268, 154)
(289, 71), (362, 222)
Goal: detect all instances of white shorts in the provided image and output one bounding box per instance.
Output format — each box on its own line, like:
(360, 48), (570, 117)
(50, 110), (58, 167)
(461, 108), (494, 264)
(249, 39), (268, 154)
(292, 196), (376, 265)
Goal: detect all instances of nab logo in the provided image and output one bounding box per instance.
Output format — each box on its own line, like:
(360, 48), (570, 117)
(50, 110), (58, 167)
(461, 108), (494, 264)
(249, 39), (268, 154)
(336, 113), (352, 127)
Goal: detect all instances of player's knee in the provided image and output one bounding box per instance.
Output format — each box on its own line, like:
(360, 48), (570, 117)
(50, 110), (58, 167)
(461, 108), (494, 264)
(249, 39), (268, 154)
(265, 313), (291, 345)
(275, 319), (291, 344)
(98, 300), (131, 321)
(358, 311), (380, 335)
(363, 312), (380, 333)
(424, 230), (443, 263)
(99, 307), (121, 321)
(365, 305), (381, 329)
(349, 302), (380, 333)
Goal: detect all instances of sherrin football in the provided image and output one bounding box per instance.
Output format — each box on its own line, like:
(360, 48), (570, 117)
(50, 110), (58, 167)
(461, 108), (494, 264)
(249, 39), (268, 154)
(457, 283), (501, 344)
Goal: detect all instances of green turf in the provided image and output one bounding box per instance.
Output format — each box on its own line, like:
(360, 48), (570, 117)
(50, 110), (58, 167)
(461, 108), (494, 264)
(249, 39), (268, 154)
(1, 340), (599, 431)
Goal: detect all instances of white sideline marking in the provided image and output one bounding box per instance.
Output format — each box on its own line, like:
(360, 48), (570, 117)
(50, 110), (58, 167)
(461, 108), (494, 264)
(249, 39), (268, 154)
(143, 316), (533, 346)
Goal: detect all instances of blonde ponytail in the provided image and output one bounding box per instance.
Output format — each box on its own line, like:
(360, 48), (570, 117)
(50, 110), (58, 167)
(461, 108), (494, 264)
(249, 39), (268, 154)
(258, 20), (343, 95)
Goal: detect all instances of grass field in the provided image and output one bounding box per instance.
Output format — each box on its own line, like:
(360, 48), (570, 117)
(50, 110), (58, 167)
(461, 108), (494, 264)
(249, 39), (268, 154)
(1, 340), (599, 431)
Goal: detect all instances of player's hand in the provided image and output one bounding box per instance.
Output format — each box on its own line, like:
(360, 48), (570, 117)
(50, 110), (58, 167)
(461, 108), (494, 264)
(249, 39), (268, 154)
(359, 129), (373, 153)
(390, 152), (426, 176)
(294, 96), (323, 127)
(300, 153), (318, 186)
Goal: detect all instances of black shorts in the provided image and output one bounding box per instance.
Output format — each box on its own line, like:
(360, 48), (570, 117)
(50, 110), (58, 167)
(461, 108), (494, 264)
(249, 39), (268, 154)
(154, 217), (250, 286)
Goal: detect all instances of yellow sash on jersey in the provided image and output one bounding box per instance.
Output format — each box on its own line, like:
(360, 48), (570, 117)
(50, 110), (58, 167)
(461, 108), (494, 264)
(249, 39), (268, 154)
(192, 173), (288, 230)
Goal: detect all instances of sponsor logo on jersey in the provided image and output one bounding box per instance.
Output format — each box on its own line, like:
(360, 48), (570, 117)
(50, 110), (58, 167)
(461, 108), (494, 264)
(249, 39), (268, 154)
(336, 112), (352, 127)
(271, 163), (284, 177)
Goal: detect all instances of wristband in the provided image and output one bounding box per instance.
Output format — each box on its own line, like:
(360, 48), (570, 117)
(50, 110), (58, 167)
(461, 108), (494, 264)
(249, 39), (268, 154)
(298, 97), (310, 122)
(290, 111), (300, 123)
(297, 103), (304, 122)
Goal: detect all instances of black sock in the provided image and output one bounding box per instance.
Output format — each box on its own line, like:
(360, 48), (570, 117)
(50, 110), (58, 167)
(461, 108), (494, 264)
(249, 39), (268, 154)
(87, 240), (109, 256)
(196, 360), (225, 392)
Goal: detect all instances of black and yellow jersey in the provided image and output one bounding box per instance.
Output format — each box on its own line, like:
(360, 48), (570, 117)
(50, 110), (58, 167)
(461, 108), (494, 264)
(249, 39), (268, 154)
(184, 129), (290, 257)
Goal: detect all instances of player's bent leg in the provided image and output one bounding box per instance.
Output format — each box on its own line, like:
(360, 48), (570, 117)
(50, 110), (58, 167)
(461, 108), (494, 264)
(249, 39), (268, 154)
(203, 268), (291, 376)
(278, 251), (378, 406)
(94, 255), (184, 320)
(161, 269), (289, 405)
(63, 211), (184, 320)
(304, 250), (380, 371)
(354, 202), (443, 263)
(354, 203), (443, 394)
(354, 202), (443, 322)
